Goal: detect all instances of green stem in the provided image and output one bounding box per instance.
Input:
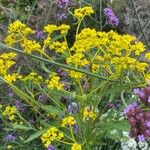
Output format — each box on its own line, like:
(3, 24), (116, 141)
(0, 43), (118, 82)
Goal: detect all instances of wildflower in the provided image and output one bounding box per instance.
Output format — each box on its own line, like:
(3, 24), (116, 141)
(50, 41), (67, 53)
(56, 0), (69, 8)
(41, 127), (64, 148)
(69, 71), (83, 79)
(57, 12), (67, 20)
(71, 143), (82, 150)
(44, 24), (57, 34)
(61, 116), (76, 127)
(104, 7), (119, 27)
(47, 144), (55, 150)
(22, 72), (43, 84)
(14, 100), (24, 111)
(6, 134), (16, 142)
(83, 108), (97, 121)
(20, 39), (41, 54)
(67, 102), (78, 114)
(0, 52), (17, 75)
(57, 24), (70, 34)
(4, 73), (22, 84)
(145, 53), (150, 60)
(138, 135), (145, 142)
(7, 145), (12, 149)
(46, 73), (64, 90)
(2, 106), (17, 120)
(74, 6), (94, 19)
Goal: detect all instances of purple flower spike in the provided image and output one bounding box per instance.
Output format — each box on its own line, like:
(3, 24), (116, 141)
(138, 134), (145, 142)
(57, 12), (67, 20)
(104, 7), (119, 27)
(56, 0), (69, 8)
(133, 88), (141, 94)
(6, 134), (16, 142)
(14, 100), (24, 111)
(67, 102), (78, 114)
(8, 92), (13, 98)
(47, 145), (55, 150)
(73, 124), (79, 133)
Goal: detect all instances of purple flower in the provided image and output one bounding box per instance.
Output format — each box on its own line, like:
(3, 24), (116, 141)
(104, 7), (119, 27)
(6, 134), (16, 142)
(56, 0), (69, 8)
(8, 92), (13, 98)
(73, 124), (79, 133)
(14, 100), (24, 111)
(35, 30), (45, 40)
(124, 102), (137, 115)
(57, 12), (67, 20)
(146, 121), (150, 127)
(138, 134), (145, 142)
(133, 88), (141, 94)
(67, 102), (78, 114)
(47, 145), (55, 150)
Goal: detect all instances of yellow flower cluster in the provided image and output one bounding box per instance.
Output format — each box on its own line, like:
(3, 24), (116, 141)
(22, 72), (43, 83)
(61, 116), (76, 127)
(67, 28), (147, 78)
(46, 73), (64, 90)
(21, 39), (41, 54)
(43, 24), (70, 50)
(0, 52), (17, 75)
(4, 73), (22, 84)
(5, 20), (34, 46)
(41, 127), (64, 148)
(145, 53), (150, 60)
(74, 6), (94, 19)
(2, 106), (17, 120)
(83, 108), (97, 121)
(50, 41), (67, 53)
(71, 143), (82, 150)
(69, 70), (83, 79)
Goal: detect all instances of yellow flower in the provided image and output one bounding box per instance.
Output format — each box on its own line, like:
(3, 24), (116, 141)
(74, 7), (94, 19)
(4, 73), (22, 84)
(21, 39), (41, 54)
(57, 24), (70, 34)
(2, 106), (17, 120)
(50, 41), (67, 53)
(145, 53), (150, 60)
(71, 143), (82, 150)
(83, 108), (97, 121)
(46, 73), (64, 90)
(69, 71), (83, 79)
(44, 24), (57, 34)
(0, 52), (17, 75)
(92, 64), (99, 72)
(22, 72), (43, 84)
(7, 145), (12, 149)
(61, 116), (76, 127)
(41, 127), (64, 148)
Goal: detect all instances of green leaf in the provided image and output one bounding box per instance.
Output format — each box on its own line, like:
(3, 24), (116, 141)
(12, 124), (32, 131)
(42, 105), (63, 116)
(11, 85), (32, 102)
(24, 128), (48, 143)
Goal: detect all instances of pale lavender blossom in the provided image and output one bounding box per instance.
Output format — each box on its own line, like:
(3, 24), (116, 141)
(67, 102), (78, 114)
(6, 134), (16, 142)
(104, 7), (119, 27)
(138, 135), (145, 142)
(47, 145), (55, 150)
(14, 100), (24, 111)
(124, 102), (137, 115)
(57, 12), (67, 20)
(56, 0), (69, 8)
